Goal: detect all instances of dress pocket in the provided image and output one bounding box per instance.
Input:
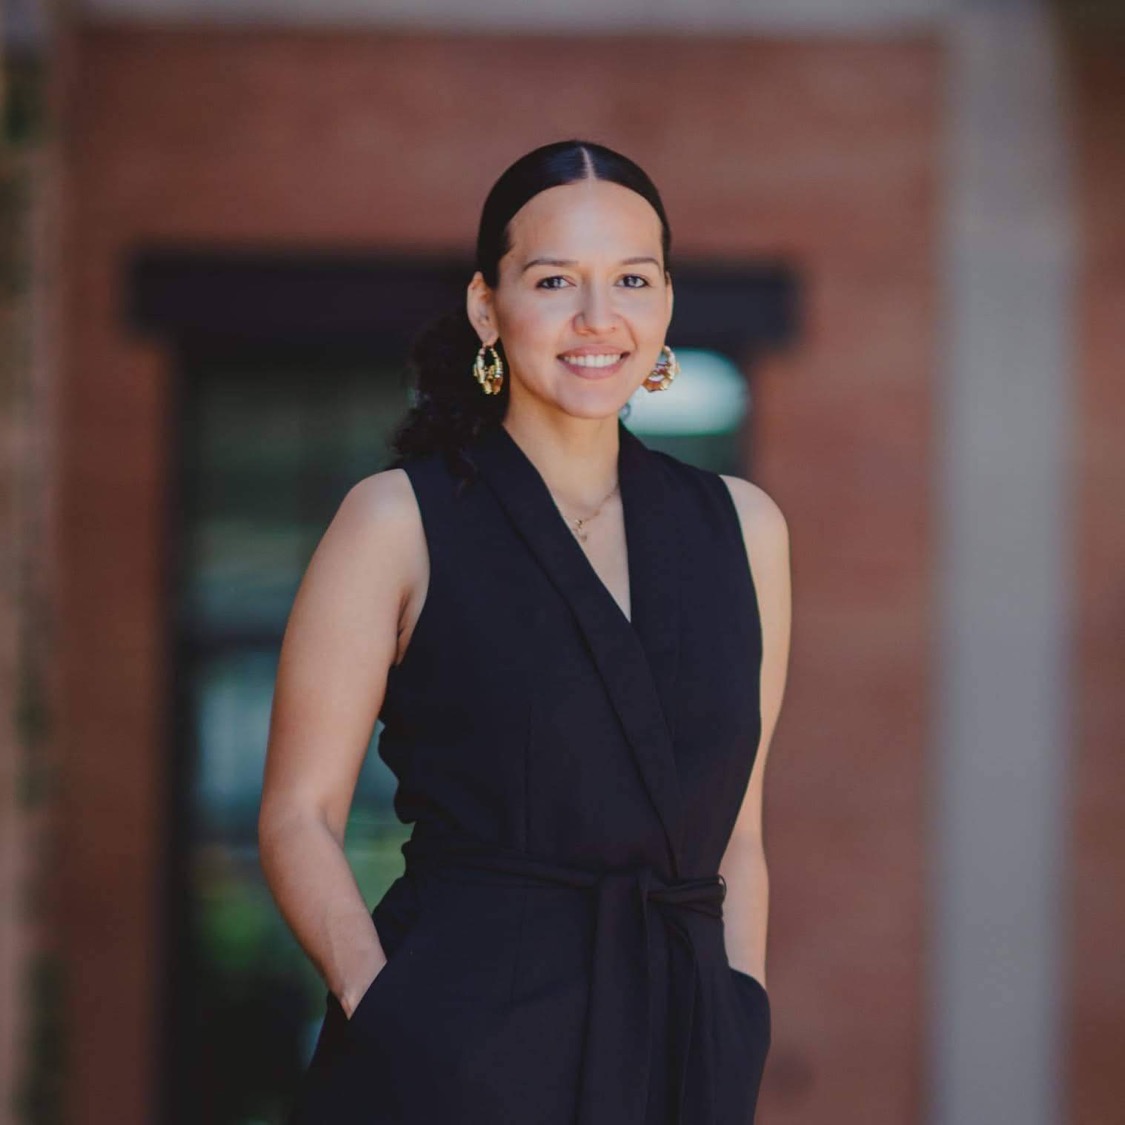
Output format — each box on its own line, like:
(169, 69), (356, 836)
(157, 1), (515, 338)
(345, 961), (393, 1029)
(728, 966), (771, 1052)
(729, 966), (768, 1001)
(343, 918), (427, 1039)
(334, 872), (428, 1029)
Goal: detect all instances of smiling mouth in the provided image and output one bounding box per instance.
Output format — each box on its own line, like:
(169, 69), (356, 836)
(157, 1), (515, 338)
(558, 352), (629, 370)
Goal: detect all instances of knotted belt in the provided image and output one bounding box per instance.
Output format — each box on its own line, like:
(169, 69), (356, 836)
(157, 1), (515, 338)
(401, 828), (726, 1125)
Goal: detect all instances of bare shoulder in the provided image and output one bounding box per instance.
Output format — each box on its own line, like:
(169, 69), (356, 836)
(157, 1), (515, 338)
(283, 467), (426, 666)
(717, 474), (790, 561)
(338, 466), (420, 535)
(300, 467), (425, 599)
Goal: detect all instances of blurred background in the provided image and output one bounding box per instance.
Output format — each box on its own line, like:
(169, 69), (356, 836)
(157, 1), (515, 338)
(1, 0), (1121, 1122)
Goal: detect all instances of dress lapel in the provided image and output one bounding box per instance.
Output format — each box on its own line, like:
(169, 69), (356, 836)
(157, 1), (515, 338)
(468, 418), (685, 876)
(617, 420), (683, 759)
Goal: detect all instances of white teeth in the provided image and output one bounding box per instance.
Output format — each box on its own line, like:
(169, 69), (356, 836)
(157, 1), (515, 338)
(561, 353), (624, 368)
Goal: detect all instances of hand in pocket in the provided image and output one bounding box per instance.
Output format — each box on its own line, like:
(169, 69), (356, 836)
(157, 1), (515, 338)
(343, 959), (388, 1022)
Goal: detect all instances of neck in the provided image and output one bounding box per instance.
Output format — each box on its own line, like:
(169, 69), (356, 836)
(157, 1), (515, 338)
(500, 408), (621, 509)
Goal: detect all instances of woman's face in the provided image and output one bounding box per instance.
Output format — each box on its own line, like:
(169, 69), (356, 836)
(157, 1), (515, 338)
(468, 178), (674, 421)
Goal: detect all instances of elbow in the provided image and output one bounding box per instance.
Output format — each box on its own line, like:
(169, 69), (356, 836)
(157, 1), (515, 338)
(257, 793), (308, 877)
(258, 790), (341, 869)
(257, 799), (284, 881)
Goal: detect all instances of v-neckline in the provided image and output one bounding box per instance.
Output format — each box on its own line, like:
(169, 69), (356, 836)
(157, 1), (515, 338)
(468, 415), (687, 875)
(490, 419), (638, 633)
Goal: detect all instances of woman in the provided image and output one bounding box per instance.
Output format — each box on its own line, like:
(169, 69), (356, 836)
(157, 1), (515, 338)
(259, 138), (791, 1125)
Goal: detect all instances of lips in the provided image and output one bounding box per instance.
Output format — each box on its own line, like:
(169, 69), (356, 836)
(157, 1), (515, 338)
(558, 351), (630, 377)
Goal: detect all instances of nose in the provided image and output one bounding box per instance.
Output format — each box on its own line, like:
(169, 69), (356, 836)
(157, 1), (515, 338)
(576, 282), (618, 334)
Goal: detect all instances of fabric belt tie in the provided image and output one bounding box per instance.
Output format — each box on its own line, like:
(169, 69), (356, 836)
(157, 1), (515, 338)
(402, 829), (726, 1125)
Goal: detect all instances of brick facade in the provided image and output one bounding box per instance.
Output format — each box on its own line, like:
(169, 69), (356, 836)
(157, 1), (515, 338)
(1064, 26), (1125, 1125)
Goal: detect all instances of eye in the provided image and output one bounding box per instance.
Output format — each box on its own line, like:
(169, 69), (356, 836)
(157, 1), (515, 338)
(535, 275), (571, 290)
(619, 274), (651, 288)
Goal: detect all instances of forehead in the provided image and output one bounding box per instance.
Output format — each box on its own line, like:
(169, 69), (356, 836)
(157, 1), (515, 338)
(504, 179), (664, 260)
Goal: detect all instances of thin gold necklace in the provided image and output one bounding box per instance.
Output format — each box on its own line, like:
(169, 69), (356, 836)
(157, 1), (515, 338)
(549, 479), (620, 543)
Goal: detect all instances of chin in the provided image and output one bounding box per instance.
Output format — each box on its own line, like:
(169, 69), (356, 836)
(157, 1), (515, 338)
(555, 388), (634, 422)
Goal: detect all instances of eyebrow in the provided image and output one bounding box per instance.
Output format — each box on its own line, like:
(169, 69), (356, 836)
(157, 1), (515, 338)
(519, 255), (663, 275)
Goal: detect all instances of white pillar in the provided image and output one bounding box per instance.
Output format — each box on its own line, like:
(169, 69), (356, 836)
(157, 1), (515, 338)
(932, 3), (1075, 1123)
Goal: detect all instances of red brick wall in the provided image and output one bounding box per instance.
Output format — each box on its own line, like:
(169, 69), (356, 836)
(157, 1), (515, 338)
(61, 28), (941, 1125)
(1064, 27), (1125, 1125)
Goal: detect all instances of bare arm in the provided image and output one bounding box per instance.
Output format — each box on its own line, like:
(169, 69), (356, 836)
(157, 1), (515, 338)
(257, 468), (426, 1018)
(717, 476), (792, 990)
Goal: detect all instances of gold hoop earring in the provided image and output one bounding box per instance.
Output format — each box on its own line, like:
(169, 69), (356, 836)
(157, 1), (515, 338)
(473, 341), (505, 396)
(642, 344), (679, 393)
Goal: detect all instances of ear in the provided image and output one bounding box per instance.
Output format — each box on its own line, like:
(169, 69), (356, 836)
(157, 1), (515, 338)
(466, 272), (498, 345)
(665, 272), (675, 327)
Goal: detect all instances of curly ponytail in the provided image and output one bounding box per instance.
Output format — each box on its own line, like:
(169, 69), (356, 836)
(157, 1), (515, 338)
(386, 307), (508, 478)
(386, 138), (672, 477)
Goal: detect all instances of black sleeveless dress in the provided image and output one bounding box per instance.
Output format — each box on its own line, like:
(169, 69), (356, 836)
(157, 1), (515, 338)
(287, 417), (770, 1125)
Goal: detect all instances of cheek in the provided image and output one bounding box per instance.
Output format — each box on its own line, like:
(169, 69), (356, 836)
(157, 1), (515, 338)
(625, 290), (671, 326)
(498, 300), (567, 356)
